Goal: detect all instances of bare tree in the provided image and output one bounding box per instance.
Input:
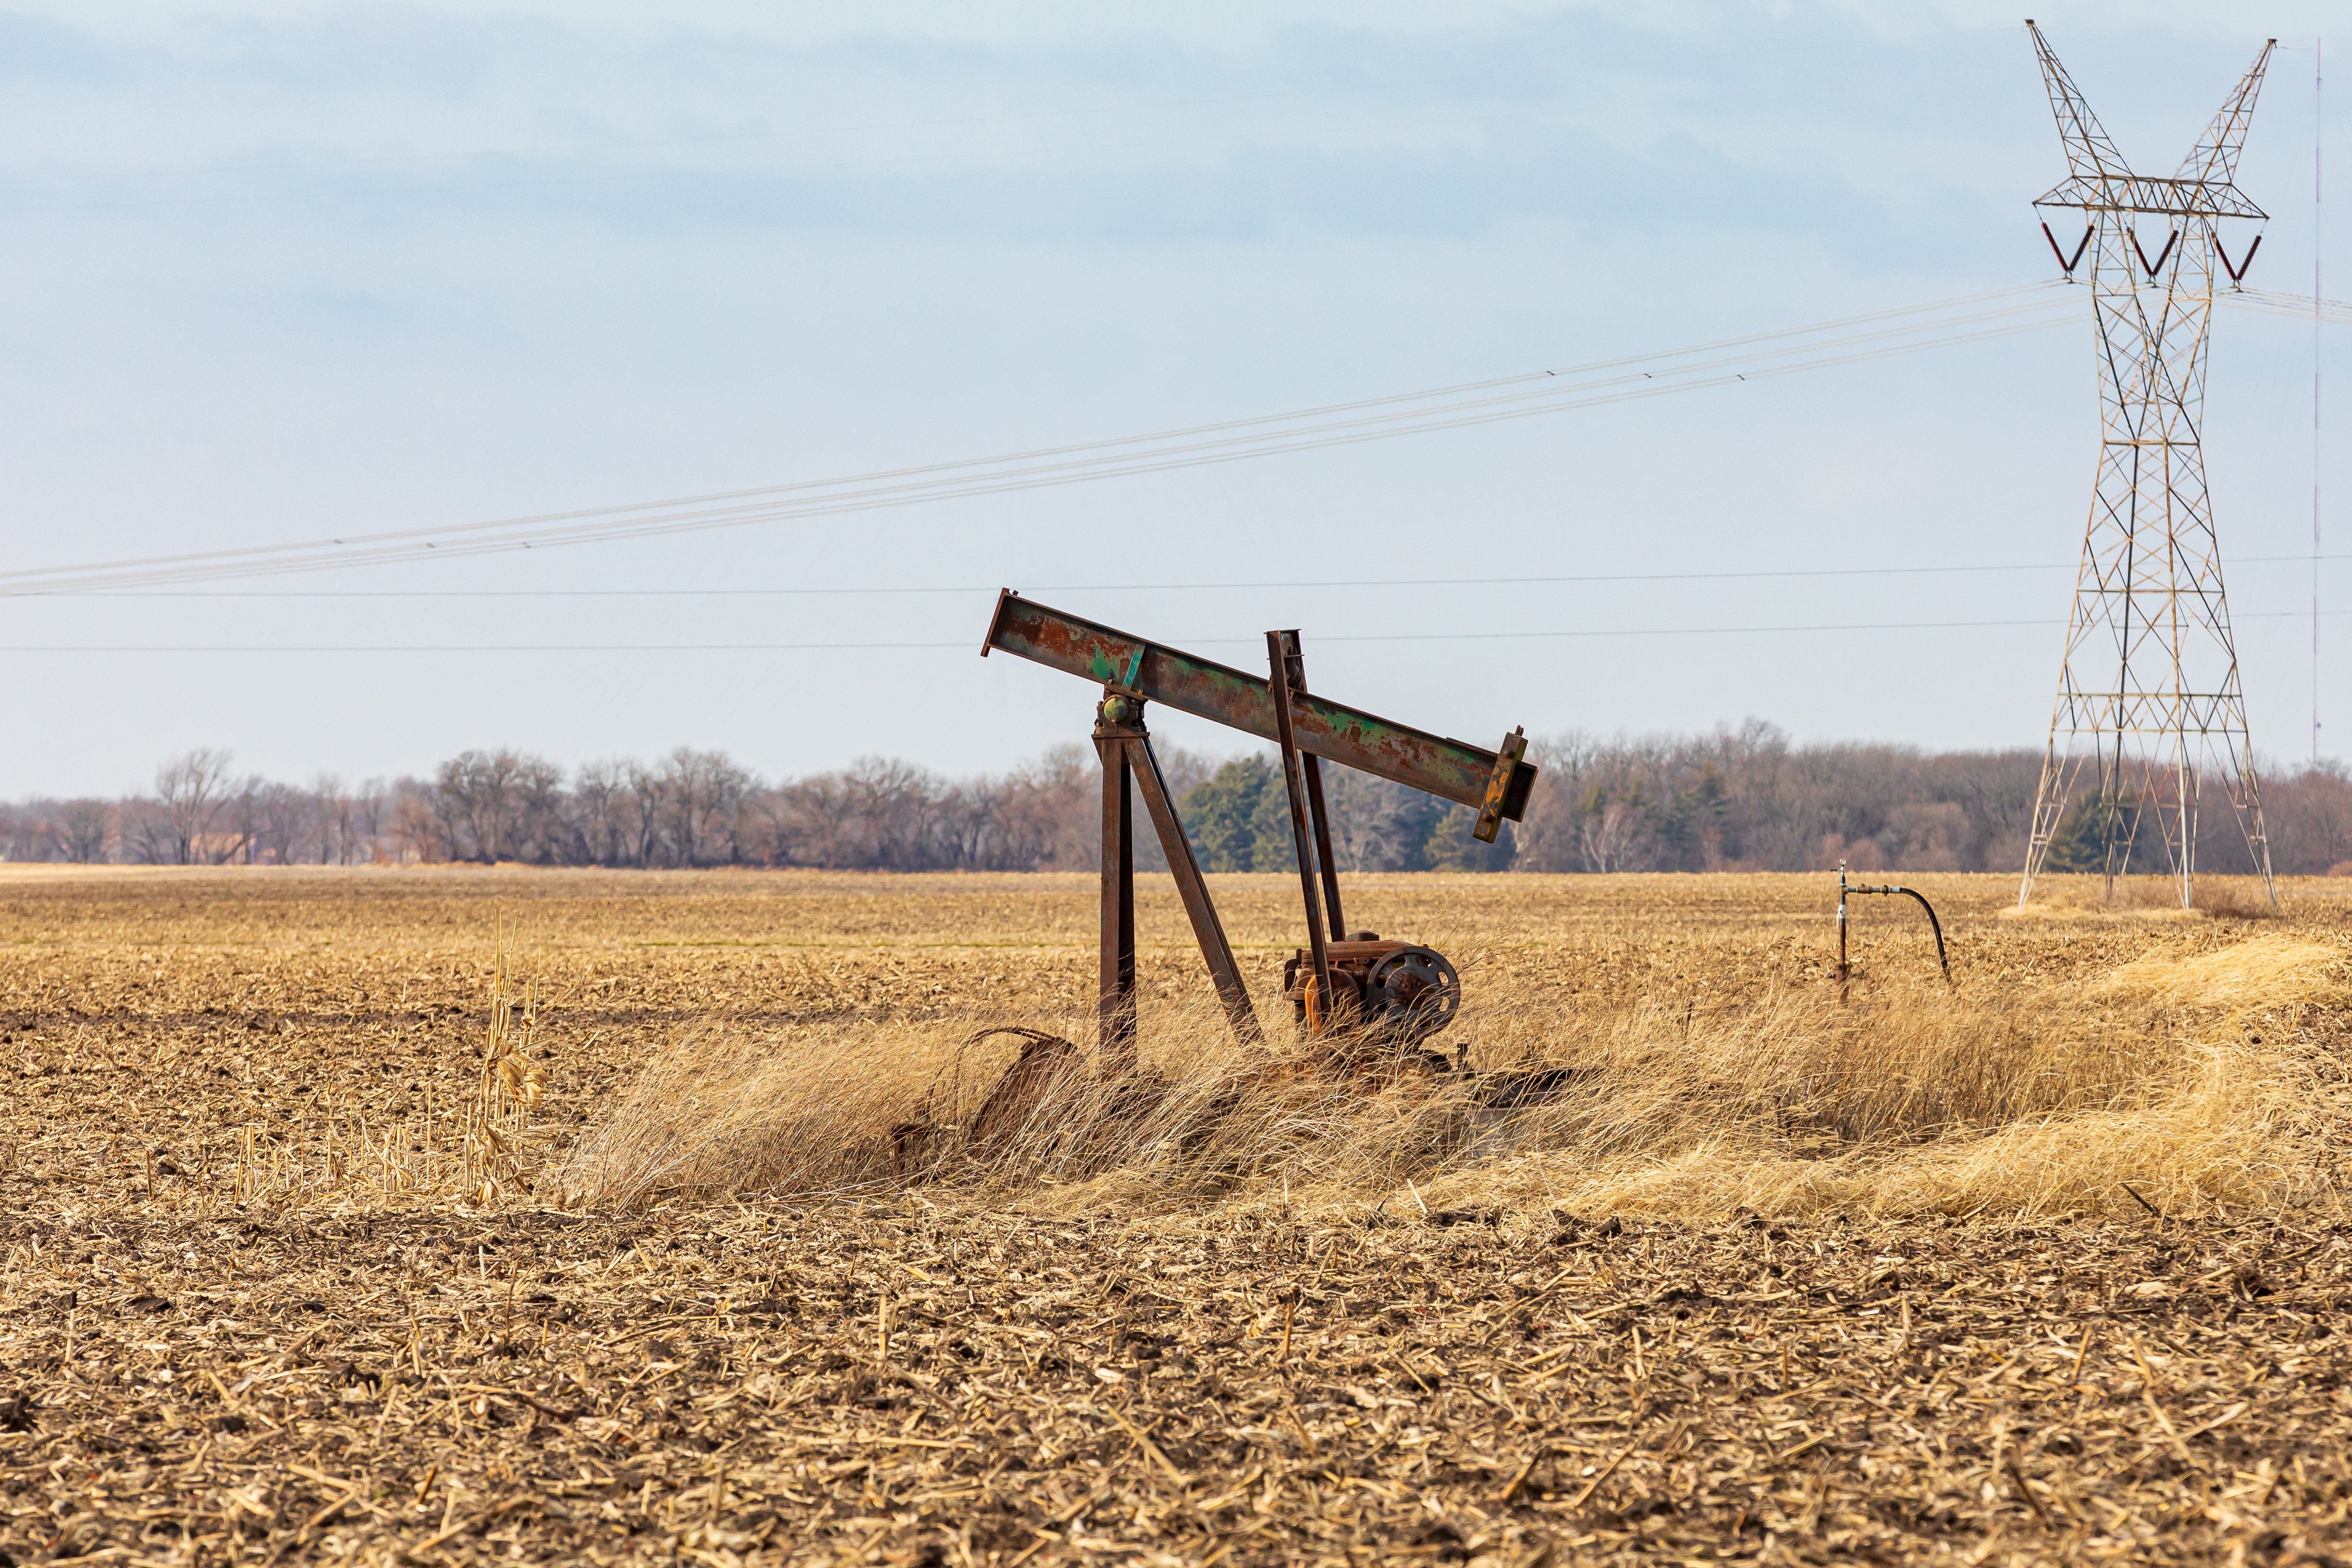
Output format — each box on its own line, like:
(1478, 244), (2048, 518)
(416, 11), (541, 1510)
(1578, 799), (1652, 872)
(436, 751), (513, 862)
(306, 773), (347, 865)
(350, 779), (389, 863)
(573, 760), (631, 865)
(658, 748), (752, 866)
(847, 757), (950, 869)
(59, 800), (109, 863)
(0, 806), (51, 861)
(153, 748), (239, 865)
(513, 754), (571, 862)
(245, 781), (311, 865)
(435, 749), (561, 862)
(623, 762), (666, 867)
(987, 743), (1097, 870)
(768, 770), (856, 867)
(1319, 769), (1443, 873)
(2254, 758), (2352, 874)
(391, 784), (443, 864)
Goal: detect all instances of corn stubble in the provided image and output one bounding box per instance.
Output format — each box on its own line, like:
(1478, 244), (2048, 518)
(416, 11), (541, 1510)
(0, 865), (2347, 1565)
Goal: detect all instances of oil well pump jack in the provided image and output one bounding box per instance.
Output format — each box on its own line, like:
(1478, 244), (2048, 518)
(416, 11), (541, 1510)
(980, 591), (1539, 1065)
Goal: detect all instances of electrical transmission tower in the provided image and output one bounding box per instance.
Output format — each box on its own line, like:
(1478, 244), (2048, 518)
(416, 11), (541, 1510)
(2017, 22), (2281, 909)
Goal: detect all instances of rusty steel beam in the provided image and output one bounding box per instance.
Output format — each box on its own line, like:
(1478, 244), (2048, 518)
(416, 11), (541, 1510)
(1266, 630), (1336, 1021)
(982, 591), (1537, 835)
(1273, 630), (1349, 937)
(1121, 734), (1263, 1043)
(1286, 647), (1349, 937)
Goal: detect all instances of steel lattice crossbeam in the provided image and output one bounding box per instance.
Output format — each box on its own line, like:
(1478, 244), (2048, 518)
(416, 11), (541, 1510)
(2018, 23), (2280, 909)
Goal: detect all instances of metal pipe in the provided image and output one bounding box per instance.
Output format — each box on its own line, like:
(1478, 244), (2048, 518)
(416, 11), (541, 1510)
(1301, 751), (1346, 937)
(1837, 863), (1954, 987)
(1886, 886), (1953, 982)
(1836, 863), (1850, 1002)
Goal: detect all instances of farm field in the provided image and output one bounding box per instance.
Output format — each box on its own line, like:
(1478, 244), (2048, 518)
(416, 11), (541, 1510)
(0, 865), (2348, 1565)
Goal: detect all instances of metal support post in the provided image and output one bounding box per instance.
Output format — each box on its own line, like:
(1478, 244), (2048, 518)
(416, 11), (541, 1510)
(1275, 631), (1348, 938)
(1266, 631), (1335, 1023)
(1123, 729), (1263, 1044)
(1095, 690), (1262, 1052)
(1094, 700), (1137, 1068)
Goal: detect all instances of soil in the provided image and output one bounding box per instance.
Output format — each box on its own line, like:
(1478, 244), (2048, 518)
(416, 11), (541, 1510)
(0, 866), (2342, 1565)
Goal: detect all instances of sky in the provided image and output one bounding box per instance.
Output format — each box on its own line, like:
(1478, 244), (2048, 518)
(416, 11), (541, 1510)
(0, 0), (2342, 796)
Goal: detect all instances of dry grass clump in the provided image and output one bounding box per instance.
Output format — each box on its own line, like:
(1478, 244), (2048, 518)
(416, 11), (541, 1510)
(542, 992), (1450, 1209)
(538, 1023), (933, 1207)
(1475, 930), (2345, 1219)
(2099, 932), (2339, 1007)
(552, 927), (2350, 1228)
(2001, 870), (2282, 922)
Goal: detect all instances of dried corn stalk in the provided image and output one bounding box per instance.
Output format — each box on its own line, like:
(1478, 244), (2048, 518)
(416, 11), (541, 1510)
(463, 914), (550, 1204)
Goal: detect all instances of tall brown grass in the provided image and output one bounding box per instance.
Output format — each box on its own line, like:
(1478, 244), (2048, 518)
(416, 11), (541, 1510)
(543, 930), (2349, 1224)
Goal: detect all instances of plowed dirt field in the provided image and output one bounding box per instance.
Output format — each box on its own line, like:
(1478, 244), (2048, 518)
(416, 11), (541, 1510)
(0, 867), (2347, 1566)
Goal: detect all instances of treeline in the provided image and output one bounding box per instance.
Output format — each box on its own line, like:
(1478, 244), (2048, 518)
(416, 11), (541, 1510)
(6, 723), (2350, 875)
(1517, 721), (2352, 877)
(0, 744), (1123, 872)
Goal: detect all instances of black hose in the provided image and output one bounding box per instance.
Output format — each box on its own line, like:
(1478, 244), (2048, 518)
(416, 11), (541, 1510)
(1849, 884), (1952, 983)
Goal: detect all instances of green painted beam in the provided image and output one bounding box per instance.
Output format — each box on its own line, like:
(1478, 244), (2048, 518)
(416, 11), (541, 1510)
(982, 591), (1536, 820)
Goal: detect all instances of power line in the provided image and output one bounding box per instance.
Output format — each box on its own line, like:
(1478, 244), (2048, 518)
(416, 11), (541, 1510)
(2224, 285), (2352, 323)
(0, 284), (2081, 596)
(0, 280), (2330, 600)
(26, 550), (2350, 600)
(0, 114), (1527, 219)
(6, 606), (2345, 653)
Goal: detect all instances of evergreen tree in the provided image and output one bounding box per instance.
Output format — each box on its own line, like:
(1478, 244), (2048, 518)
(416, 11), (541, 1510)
(1181, 757), (1275, 872)
(1246, 771), (1301, 872)
(1423, 804), (1516, 871)
(2046, 788), (2143, 874)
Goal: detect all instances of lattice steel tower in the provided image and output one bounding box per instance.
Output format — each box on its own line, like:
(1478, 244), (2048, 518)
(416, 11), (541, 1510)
(2017, 23), (2280, 908)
